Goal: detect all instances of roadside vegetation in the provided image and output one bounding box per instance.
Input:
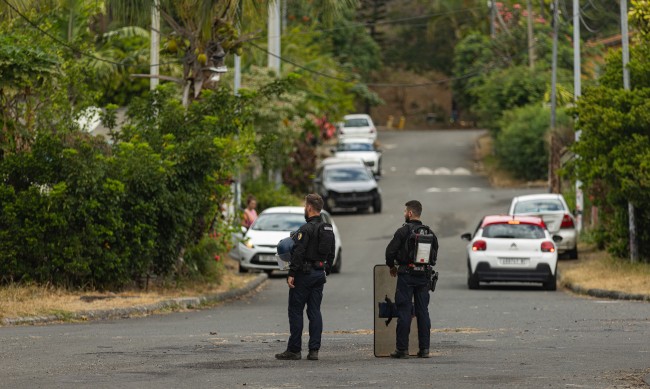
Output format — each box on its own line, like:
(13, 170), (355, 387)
(0, 0), (648, 318)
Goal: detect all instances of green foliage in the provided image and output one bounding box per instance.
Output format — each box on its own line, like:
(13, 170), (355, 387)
(242, 178), (302, 213)
(495, 104), (569, 181)
(571, 86), (650, 260)
(598, 42), (650, 90)
(181, 235), (225, 283)
(472, 66), (547, 133)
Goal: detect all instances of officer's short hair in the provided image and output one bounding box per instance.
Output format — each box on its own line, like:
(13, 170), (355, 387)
(305, 193), (324, 212)
(405, 200), (422, 217)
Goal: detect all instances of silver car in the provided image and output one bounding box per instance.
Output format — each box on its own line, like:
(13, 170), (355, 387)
(508, 194), (578, 259)
(230, 206), (343, 274)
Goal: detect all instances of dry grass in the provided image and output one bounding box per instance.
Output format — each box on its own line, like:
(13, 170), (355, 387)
(0, 256), (257, 320)
(559, 243), (650, 295)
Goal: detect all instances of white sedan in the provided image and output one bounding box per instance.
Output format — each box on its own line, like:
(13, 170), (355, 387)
(332, 138), (382, 176)
(508, 193), (578, 259)
(230, 206), (343, 274)
(462, 215), (562, 290)
(338, 114), (377, 141)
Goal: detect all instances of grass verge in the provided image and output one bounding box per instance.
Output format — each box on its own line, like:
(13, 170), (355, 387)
(558, 243), (650, 296)
(0, 256), (258, 321)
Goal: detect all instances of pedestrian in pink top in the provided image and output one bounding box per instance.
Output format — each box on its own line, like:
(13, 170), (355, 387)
(242, 195), (258, 229)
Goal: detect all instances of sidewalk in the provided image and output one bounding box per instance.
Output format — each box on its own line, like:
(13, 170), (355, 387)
(1, 273), (268, 326)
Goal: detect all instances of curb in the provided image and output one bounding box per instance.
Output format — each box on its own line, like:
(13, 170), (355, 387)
(1, 273), (268, 326)
(562, 281), (650, 302)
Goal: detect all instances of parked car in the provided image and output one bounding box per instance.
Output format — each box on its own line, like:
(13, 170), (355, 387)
(332, 138), (382, 176)
(338, 114), (377, 141)
(508, 194), (578, 259)
(461, 215), (562, 290)
(231, 206), (343, 274)
(314, 158), (382, 214)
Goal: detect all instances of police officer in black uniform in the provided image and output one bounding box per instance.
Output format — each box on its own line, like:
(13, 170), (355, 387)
(385, 200), (438, 358)
(276, 194), (335, 361)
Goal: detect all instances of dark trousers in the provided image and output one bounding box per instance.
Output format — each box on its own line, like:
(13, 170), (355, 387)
(395, 272), (431, 351)
(287, 269), (326, 352)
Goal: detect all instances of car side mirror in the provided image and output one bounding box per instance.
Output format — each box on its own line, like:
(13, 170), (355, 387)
(330, 147), (336, 155)
(241, 226), (248, 234)
(374, 174), (381, 181)
(552, 235), (563, 243)
(460, 233), (472, 241)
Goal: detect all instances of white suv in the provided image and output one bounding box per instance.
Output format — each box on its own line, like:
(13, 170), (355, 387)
(338, 114), (377, 141)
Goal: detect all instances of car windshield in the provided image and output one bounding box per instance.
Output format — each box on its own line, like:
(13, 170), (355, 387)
(344, 118), (369, 127)
(336, 143), (373, 152)
(482, 223), (545, 239)
(325, 167), (372, 182)
(251, 213), (305, 231)
(514, 199), (565, 214)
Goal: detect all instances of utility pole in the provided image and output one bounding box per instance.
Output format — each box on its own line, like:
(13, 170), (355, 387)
(573, 0), (583, 232)
(150, 0), (160, 91)
(490, 0), (496, 38)
(549, 0), (559, 193)
(620, 0), (638, 262)
(527, 0), (535, 69)
(268, 0), (281, 74)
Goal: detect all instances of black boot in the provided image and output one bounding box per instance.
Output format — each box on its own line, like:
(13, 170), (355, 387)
(390, 349), (409, 359)
(417, 349), (430, 358)
(275, 350), (301, 360)
(307, 350), (319, 360)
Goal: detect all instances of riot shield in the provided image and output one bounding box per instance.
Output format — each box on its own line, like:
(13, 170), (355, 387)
(373, 265), (419, 357)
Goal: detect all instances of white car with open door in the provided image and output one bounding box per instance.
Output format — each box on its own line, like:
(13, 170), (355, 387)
(230, 206), (343, 275)
(462, 215), (562, 291)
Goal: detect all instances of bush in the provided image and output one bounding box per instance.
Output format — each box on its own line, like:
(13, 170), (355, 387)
(242, 177), (302, 213)
(181, 235), (225, 283)
(495, 104), (570, 181)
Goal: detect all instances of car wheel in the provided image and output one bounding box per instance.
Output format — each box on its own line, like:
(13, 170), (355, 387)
(357, 207), (370, 214)
(331, 249), (342, 274)
(238, 263), (249, 273)
(567, 248), (578, 260)
(265, 269), (274, 276)
(543, 273), (557, 291)
(373, 196), (382, 214)
(467, 262), (479, 290)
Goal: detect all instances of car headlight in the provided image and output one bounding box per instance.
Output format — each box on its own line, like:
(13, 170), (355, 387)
(244, 239), (254, 249)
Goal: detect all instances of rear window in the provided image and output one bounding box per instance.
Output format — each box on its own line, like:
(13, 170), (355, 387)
(513, 199), (565, 214)
(336, 143), (373, 152)
(252, 213), (304, 231)
(482, 223), (545, 239)
(325, 167), (372, 182)
(344, 118), (369, 127)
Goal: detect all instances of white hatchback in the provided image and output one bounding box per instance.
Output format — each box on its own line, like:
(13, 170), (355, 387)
(338, 114), (377, 141)
(462, 215), (562, 290)
(332, 138), (382, 176)
(508, 194), (578, 259)
(230, 206), (343, 274)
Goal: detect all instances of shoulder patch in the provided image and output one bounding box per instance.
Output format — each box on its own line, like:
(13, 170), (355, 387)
(323, 226), (333, 231)
(297, 232), (303, 240)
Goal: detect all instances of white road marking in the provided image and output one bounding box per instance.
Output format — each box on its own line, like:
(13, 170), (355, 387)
(448, 187), (461, 192)
(469, 187), (482, 192)
(415, 167), (434, 175)
(426, 187), (442, 192)
(433, 167), (451, 175)
(453, 167), (472, 175)
(390, 166), (397, 172)
(382, 144), (398, 150)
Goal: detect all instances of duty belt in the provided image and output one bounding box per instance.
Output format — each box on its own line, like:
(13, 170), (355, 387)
(398, 264), (429, 273)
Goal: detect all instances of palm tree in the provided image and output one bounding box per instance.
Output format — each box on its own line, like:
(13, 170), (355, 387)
(107, 0), (357, 106)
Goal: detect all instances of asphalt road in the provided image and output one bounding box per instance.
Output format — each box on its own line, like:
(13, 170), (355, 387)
(1, 130), (649, 389)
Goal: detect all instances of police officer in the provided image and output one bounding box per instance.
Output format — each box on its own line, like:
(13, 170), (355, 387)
(385, 200), (438, 358)
(275, 194), (335, 361)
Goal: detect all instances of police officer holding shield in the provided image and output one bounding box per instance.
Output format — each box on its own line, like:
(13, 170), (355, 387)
(385, 200), (438, 358)
(276, 194), (335, 361)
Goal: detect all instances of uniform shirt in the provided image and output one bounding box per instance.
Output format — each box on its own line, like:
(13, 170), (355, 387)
(289, 215), (335, 277)
(385, 220), (424, 268)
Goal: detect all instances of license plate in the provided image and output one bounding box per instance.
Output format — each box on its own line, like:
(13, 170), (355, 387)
(258, 255), (277, 263)
(500, 257), (529, 265)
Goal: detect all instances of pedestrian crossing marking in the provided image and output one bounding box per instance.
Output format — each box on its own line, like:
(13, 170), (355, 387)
(416, 167), (473, 176)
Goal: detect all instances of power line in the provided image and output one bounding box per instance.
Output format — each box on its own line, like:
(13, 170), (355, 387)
(260, 6), (486, 39)
(1, 0), (180, 68)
